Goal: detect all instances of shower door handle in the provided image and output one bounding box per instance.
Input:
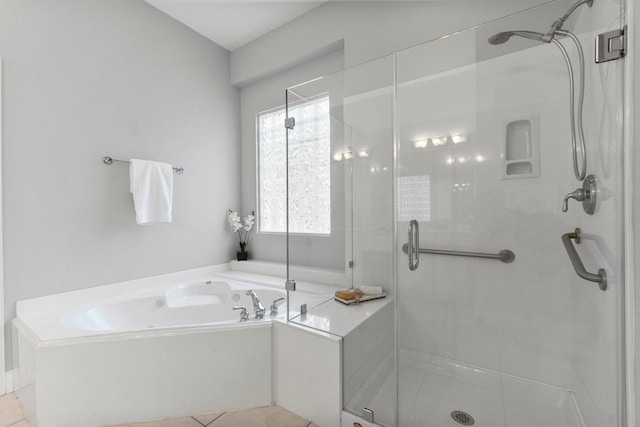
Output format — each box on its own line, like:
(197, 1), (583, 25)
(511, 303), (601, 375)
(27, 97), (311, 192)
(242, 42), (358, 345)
(407, 220), (419, 271)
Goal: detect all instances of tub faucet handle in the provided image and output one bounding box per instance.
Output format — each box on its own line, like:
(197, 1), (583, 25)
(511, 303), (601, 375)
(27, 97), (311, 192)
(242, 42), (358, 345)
(233, 306), (249, 322)
(270, 297), (286, 315)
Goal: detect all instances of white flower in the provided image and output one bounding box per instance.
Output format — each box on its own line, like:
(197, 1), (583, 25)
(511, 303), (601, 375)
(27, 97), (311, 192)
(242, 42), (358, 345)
(227, 210), (242, 232)
(243, 214), (255, 231)
(227, 209), (255, 252)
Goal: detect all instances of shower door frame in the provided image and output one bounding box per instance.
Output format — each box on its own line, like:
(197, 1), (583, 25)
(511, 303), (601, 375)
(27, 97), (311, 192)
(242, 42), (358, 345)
(623, 0), (636, 423)
(0, 57), (6, 395)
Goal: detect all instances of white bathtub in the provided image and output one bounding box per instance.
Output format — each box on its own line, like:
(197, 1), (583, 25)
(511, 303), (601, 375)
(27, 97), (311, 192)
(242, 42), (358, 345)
(13, 267), (288, 427)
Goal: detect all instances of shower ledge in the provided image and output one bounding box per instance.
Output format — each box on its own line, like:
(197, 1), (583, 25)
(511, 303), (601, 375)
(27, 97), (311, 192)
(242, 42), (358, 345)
(288, 295), (392, 338)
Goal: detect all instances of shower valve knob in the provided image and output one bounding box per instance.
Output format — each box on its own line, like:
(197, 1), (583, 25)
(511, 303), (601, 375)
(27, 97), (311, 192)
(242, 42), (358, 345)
(562, 175), (597, 214)
(562, 188), (587, 212)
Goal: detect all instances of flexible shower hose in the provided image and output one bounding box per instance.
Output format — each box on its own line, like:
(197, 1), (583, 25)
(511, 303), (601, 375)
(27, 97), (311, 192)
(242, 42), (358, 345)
(552, 29), (587, 181)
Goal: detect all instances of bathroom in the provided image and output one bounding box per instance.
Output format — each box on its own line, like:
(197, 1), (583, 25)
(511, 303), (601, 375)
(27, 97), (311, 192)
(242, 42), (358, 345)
(0, 0), (638, 426)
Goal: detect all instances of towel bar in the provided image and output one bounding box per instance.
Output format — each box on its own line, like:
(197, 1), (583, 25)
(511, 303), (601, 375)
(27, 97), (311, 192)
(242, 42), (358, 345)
(102, 156), (184, 174)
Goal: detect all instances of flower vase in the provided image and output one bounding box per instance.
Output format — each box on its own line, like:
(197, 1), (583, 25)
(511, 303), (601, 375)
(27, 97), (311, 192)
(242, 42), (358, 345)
(237, 251), (248, 261)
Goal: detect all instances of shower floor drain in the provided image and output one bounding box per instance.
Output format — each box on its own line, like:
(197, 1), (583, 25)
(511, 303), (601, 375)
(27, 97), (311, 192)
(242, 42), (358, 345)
(451, 410), (475, 425)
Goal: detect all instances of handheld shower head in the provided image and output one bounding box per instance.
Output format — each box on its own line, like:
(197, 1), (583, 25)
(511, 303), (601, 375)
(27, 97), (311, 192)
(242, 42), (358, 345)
(487, 30), (545, 45)
(488, 32), (512, 45)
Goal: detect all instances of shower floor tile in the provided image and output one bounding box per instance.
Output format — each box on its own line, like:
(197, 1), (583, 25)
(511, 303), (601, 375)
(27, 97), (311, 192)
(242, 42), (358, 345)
(346, 349), (583, 427)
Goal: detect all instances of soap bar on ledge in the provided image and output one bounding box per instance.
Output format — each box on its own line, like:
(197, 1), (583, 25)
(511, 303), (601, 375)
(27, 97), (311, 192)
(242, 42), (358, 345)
(334, 289), (386, 305)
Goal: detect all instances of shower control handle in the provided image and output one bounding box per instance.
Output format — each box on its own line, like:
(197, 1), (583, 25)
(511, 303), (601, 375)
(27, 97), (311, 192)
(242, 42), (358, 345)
(407, 220), (419, 271)
(562, 188), (587, 212)
(562, 174), (597, 214)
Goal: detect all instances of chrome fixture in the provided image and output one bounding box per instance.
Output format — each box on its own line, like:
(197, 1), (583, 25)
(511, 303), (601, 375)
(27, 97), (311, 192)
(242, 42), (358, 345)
(402, 243), (515, 263)
(543, 0), (593, 42)
(595, 26), (626, 63)
(285, 279), (296, 291)
(270, 297), (285, 316)
(561, 228), (607, 290)
(363, 408), (375, 423)
(246, 290), (266, 319)
(405, 219), (515, 268)
(488, 30), (546, 45)
(407, 220), (419, 271)
(102, 156), (184, 174)
(451, 410), (475, 426)
(487, 0), (593, 181)
(232, 306), (249, 321)
(562, 174), (597, 214)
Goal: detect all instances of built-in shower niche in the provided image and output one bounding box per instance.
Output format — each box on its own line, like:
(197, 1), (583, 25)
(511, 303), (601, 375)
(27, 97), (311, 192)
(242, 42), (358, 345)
(502, 115), (540, 179)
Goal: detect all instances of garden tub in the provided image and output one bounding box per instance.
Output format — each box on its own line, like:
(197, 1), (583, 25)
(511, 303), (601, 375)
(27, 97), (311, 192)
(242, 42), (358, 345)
(12, 267), (287, 427)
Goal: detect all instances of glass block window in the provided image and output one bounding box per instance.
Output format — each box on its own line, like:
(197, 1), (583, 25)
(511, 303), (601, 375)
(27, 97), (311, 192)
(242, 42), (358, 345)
(397, 175), (431, 222)
(258, 96), (331, 234)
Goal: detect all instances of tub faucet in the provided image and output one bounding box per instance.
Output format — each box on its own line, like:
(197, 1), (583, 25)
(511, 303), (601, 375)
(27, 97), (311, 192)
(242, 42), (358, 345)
(246, 290), (265, 319)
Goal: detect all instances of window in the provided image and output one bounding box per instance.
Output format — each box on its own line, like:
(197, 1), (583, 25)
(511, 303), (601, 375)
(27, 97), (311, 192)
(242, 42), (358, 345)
(397, 175), (431, 222)
(258, 96), (331, 234)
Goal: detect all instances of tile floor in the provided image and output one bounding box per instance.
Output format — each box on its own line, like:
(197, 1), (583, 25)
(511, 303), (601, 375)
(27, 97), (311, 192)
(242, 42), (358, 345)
(0, 393), (29, 427)
(0, 392), (316, 427)
(109, 406), (317, 427)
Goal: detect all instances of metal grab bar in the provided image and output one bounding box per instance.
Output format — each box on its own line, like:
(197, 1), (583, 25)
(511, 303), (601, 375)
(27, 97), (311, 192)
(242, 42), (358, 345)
(561, 228), (607, 290)
(407, 220), (419, 271)
(401, 243), (515, 264)
(102, 156), (184, 174)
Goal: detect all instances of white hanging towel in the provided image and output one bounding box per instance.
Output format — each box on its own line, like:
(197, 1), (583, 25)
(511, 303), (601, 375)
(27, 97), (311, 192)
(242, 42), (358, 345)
(129, 159), (173, 225)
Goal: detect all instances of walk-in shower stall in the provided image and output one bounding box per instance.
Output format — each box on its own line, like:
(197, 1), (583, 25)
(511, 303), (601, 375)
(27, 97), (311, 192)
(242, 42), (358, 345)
(284, 0), (627, 425)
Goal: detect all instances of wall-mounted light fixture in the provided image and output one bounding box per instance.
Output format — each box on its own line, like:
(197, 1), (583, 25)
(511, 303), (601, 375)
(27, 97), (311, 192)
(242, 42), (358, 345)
(343, 148), (354, 160)
(452, 134), (469, 144)
(432, 136), (448, 147)
(334, 146), (370, 161)
(414, 133), (471, 149)
(414, 139), (429, 149)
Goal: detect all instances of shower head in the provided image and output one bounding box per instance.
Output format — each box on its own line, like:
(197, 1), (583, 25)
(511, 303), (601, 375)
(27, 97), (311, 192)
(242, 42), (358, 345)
(487, 32), (512, 45)
(489, 0), (594, 45)
(487, 30), (545, 45)
(543, 0), (594, 42)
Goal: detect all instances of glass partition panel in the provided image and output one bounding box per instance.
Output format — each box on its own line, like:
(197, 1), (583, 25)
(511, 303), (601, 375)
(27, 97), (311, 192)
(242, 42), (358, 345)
(284, 80), (353, 322)
(285, 54), (396, 423)
(396, 1), (624, 426)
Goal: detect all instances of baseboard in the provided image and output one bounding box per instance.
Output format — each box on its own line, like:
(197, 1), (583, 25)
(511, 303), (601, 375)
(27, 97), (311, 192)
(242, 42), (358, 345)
(4, 369), (16, 393)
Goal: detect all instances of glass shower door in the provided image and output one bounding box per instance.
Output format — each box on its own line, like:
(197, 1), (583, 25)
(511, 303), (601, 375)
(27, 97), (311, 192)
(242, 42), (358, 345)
(284, 54), (397, 425)
(395, 0), (625, 426)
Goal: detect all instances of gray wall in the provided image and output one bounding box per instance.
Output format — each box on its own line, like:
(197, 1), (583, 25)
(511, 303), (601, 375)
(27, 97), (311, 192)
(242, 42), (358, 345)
(230, 0), (552, 87)
(0, 0), (240, 365)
